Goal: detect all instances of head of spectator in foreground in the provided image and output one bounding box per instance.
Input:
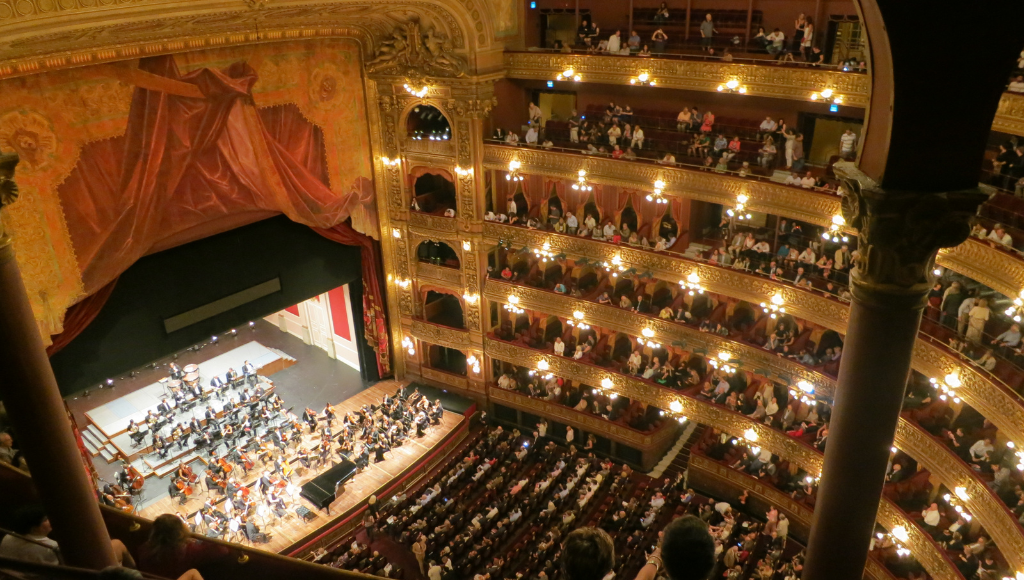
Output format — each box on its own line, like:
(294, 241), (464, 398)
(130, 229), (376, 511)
(662, 515), (716, 580)
(145, 514), (191, 557)
(13, 505), (51, 536)
(561, 527), (615, 580)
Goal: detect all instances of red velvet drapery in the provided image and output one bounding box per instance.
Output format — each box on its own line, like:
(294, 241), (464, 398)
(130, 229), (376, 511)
(52, 55), (391, 374)
(46, 277), (119, 356)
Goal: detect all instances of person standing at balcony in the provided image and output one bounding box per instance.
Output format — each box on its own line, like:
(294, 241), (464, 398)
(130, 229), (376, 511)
(957, 289), (978, 336)
(554, 337), (565, 357)
(966, 297), (992, 343)
(839, 129), (857, 160)
(987, 223), (1013, 247)
(628, 30), (642, 53)
(699, 14), (717, 51)
(758, 138), (777, 168)
(569, 110), (580, 143)
(833, 243), (851, 282)
(607, 30), (622, 54)
(792, 14), (807, 53)
(631, 126), (645, 150)
(651, 28), (667, 54)
(800, 18), (814, 61)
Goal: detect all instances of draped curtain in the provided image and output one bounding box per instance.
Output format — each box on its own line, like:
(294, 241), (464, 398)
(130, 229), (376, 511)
(46, 278), (119, 356)
(595, 185), (631, 226)
(51, 55), (390, 374)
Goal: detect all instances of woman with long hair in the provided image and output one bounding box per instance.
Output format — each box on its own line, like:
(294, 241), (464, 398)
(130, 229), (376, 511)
(137, 514), (227, 580)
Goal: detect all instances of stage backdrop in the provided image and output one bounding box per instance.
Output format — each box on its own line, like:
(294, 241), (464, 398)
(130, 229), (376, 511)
(0, 39), (377, 345)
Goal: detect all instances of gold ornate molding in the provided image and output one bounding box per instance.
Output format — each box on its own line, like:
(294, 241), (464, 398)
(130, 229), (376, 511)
(416, 261), (464, 288)
(937, 238), (1023, 299)
(994, 92), (1024, 136)
(405, 138), (456, 158)
(484, 337), (962, 580)
(895, 419), (1024, 571)
(410, 318), (471, 351)
(485, 279), (837, 396)
(689, 454), (815, 525)
(483, 223), (1024, 449)
(420, 366), (469, 390)
(409, 211), (458, 233)
(483, 145), (841, 227)
(863, 552), (897, 580)
(503, 52), (871, 108)
(488, 386), (676, 448)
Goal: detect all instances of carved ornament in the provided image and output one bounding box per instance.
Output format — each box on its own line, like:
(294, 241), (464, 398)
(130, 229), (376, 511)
(993, 92), (1024, 137)
(503, 52), (871, 107)
(420, 366), (469, 390)
(415, 261), (463, 289)
(0, 151), (19, 259)
(835, 162), (987, 307)
(873, 500), (960, 580)
(410, 319), (471, 351)
(366, 18), (466, 78)
(936, 238), (1024, 300)
(483, 144), (841, 227)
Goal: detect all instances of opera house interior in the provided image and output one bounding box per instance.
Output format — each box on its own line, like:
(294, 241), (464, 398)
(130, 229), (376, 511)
(3, 1), (1024, 580)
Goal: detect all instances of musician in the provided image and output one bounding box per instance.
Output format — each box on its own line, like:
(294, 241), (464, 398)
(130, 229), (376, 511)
(355, 445), (370, 470)
(318, 438), (332, 465)
(153, 434), (169, 458)
(225, 367), (240, 386)
(169, 362), (184, 380)
(239, 388), (250, 404)
(169, 477), (188, 505)
(116, 465), (133, 489)
(188, 417), (202, 436)
(172, 389), (186, 408)
(241, 360), (256, 385)
(204, 405), (218, 425)
(257, 471), (274, 496)
(199, 431), (214, 453)
(225, 477), (241, 498)
(222, 398), (236, 417)
(267, 489), (288, 518)
(222, 422), (234, 443)
(295, 447), (312, 470)
(303, 407), (318, 433)
(253, 382), (266, 399)
(171, 423), (185, 449)
(270, 395), (283, 413)
(145, 410), (159, 429)
(210, 374), (224, 393)
(323, 403), (337, 426)
(373, 441), (386, 463)
(206, 516), (225, 539)
(189, 381), (204, 400)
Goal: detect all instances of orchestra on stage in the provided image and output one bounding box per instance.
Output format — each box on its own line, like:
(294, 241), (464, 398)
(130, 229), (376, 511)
(101, 363), (444, 546)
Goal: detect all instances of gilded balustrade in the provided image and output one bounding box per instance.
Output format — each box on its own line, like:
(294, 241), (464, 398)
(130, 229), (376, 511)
(482, 222), (1024, 451)
(409, 319), (472, 351)
(994, 92), (1024, 137)
(482, 338), (962, 579)
(415, 262), (464, 290)
(936, 239), (1024, 300)
(503, 52), (871, 108)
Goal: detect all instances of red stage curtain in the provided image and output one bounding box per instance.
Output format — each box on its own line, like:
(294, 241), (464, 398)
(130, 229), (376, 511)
(46, 277), (118, 356)
(258, 104), (329, 185)
(313, 224), (391, 378)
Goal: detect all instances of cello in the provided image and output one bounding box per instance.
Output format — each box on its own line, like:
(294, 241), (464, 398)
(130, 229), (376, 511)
(179, 463), (198, 484)
(126, 465), (144, 490)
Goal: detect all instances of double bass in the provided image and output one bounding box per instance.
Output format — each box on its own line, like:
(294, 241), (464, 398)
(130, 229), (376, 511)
(179, 464), (198, 484)
(126, 465), (144, 490)
(241, 451), (255, 472)
(175, 478), (194, 496)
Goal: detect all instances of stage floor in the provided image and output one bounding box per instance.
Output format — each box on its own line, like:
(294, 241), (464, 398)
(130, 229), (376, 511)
(133, 381), (463, 553)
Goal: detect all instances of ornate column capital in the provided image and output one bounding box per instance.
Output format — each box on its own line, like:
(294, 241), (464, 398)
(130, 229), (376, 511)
(0, 152), (20, 261)
(835, 162), (987, 309)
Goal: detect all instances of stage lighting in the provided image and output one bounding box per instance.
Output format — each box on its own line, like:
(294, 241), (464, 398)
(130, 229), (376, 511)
(211, 335), (219, 344)
(249, 321), (256, 329)
(106, 378), (114, 386)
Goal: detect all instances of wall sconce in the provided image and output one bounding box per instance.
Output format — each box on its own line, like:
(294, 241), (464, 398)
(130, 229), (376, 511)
(402, 336), (416, 356)
(600, 377), (614, 389)
(603, 254), (626, 278)
(942, 489), (974, 523)
(567, 310), (590, 330)
(534, 241), (556, 263)
(556, 67), (582, 82)
(396, 278), (411, 289)
(708, 351), (736, 374)
(789, 380), (816, 404)
(679, 272), (705, 296)
(381, 156), (401, 167)
(646, 179), (668, 204)
(930, 374), (961, 403)
(392, 228), (402, 239)
(572, 169), (593, 191)
(1005, 289), (1024, 322)
(467, 355), (481, 374)
(506, 159), (524, 182)
(462, 240), (472, 251)
(637, 328), (661, 349)
(876, 528), (911, 557)
(629, 72), (656, 86)
(454, 166), (473, 177)
(505, 294), (524, 314)
(760, 294), (786, 319)
(726, 194), (751, 220)
(463, 293), (479, 304)
(537, 359), (549, 371)
(403, 83), (429, 98)
(716, 79), (747, 94)
(810, 88), (843, 104)
(822, 214), (850, 243)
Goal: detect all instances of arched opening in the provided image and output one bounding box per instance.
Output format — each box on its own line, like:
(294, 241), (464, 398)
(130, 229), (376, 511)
(424, 290), (464, 329)
(583, 199), (601, 225)
(512, 188), (529, 221)
(427, 344), (467, 376)
(575, 266), (598, 293)
(613, 277), (634, 300)
(413, 173), (456, 214)
(543, 316), (563, 344)
(651, 280), (673, 310)
(406, 104), (451, 141)
(514, 312), (532, 334)
(620, 205), (638, 235)
(612, 334), (634, 362)
(543, 261), (564, 288)
(659, 215), (679, 242)
(730, 301), (757, 333)
(416, 240), (461, 268)
(546, 192), (564, 225)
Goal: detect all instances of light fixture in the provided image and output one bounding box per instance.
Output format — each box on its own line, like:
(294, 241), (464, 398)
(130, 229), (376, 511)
(716, 79), (747, 94)
(462, 240), (472, 251)
(381, 156), (401, 167)
(505, 294), (524, 314)
(600, 377), (614, 389)
(788, 380), (816, 404)
(1001, 573), (1024, 580)
(463, 293), (479, 304)
(679, 272), (705, 296)
(556, 68), (582, 82)
(630, 72), (656, 86)
(1005, 289), (1024, 322)
(567, 310), (590, 330)
(942, 489), (974, 523)
(876, 528), (912, 557)
(637, 328), (661, 349)
(726, 194), (752, 220)
(669, 400), (683, 413)
(402, 336), (416, 356)
(106, 378), (115, 386)
(891, 446), (898, 454)
(392, 228), (402, 239)
(646, 179), (668, 203)
(467, 355), (481, 374)
(454, 166), (473, 177)
(930, 373), (962, 403)
(403, 83), (429, 98)
(602, 254), (627, 278)
(537, 359), (549, 371)
(211, 335), (218, 344)
(572, 169), (593, 191)
(506, 159), (524, 182)
(1008, 441), (1024, 471)
(534, 241), (556, 263)
(821, 214), (850, 243)
(743, 428), (759, 442)
(396, 278), (411, 289)
(810, 88), (843, 105)
(708, 351), (736, 374)
(760, 294), (786, 319)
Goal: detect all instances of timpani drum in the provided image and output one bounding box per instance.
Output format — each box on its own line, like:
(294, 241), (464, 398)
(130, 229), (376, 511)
(183, 364), (199, 374)
(184, 372), (200, 387)
(167, 379), (182, 394)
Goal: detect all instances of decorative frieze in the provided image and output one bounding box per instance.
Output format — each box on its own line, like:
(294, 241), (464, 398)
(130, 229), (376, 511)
(937, 238), (1023, 300)
(410, 319), (472, 351)
(416, 261), (463, 288)
(409, 211), (458, 233)
(993, 92), (1024, 136)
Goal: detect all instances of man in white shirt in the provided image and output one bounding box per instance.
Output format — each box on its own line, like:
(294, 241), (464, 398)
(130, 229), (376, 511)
(759, 116), (778, 136)
(1009, 75), (1024, 93)
(525, 126), (539, 145)
(584, 214), (597, 230)
(507, 197), (517, 216)
(0, 508), (59, 565)
(987, 224), (1013, 247)
(922, 503), (941, 529)
(969, 438), (994, 463)
(800, 172), (817, 188)
(784, 172), (801, 186)
(631, 126), (645, 149)
(798, 247), (816, 265)
(566, 212), (579, 234)
(603, 222), (617, 239)
(839, 130), (857, 158)
(428, 561), (443, 580)
(606, 124), (621, 146)
(766, 28), (785, 56)
(554, 337), (565, 356)
(715, 501), (732, 515)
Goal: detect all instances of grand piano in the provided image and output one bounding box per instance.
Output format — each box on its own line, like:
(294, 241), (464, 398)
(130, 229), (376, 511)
(300, 458), (357, 514)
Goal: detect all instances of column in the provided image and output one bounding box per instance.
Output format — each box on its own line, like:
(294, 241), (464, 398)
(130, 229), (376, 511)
(801, 164), (984, 580)
(0, 153), (116, 569)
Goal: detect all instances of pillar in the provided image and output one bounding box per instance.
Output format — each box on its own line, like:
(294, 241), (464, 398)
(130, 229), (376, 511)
(0, 152), (116, 569)
(801, 164), (984, 580)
